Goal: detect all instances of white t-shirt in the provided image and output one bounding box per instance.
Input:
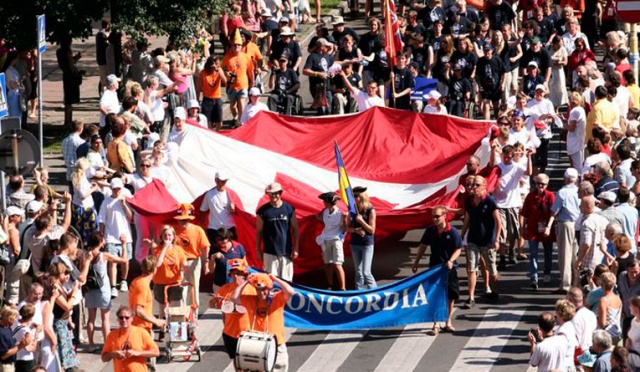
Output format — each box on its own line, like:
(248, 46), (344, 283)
(200, 187), (235, 230)
(167, 127), (188, 145)
(615, 86), (632, 119)
(353, 89), (385, 111)
(423, 104), (448, 115)
(98, 195), (133, 244)
(572, 307), (597, 351)
(128, 173), (154, 192)
(507, 127), (540, 149)
(99, 89), (121, 128)
(628, 317), (640, 355)
(11, 323), (35, 361)
(530, 335), (568, 372)
(16, 300), (43, 342)
(581, 153), (611, 176)
(150, 90), (165, 122)
(240, 102), (269, 124)
(526, 98), (555, 139)
(567, 106), (586, 156)
(72, 176), (95, 209)
(322, 207), (345, 240)
(493, 161), (527, 208)
(555, 321), (578, 370)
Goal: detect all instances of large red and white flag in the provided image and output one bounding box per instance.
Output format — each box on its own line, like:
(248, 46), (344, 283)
(129, 107), (493, 274)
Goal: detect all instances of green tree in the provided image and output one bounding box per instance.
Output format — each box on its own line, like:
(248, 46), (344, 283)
(0, 0), (108, 50)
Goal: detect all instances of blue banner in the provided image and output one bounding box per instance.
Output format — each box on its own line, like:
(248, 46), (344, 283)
(284, 265), (449, 330)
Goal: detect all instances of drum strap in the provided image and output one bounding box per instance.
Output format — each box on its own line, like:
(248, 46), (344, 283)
(251, 293), (273, 332)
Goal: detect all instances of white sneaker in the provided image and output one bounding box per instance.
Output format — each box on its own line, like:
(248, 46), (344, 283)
(485, 286), (492, 294)
(120, 280), (128, 292)
(111, 287), (118, 298)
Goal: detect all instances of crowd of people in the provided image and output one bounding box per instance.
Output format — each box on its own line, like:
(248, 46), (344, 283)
(1, 0), (640, 371)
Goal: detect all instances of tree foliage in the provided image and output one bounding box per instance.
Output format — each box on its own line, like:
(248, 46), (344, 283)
(0, 0), (108, 50)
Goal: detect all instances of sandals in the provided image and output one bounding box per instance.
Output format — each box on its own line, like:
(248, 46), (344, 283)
(427, 324), (440, 336)
(444, 324), (456, 333)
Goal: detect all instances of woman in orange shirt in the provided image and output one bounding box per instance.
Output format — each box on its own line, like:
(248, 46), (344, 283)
(144, 225), (188, 318)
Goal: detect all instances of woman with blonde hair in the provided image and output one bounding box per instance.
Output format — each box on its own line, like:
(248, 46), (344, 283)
(70, 157), (99, 246)
(565, 91), (586, 168)
(597, 271), (623, 345)
(0, 306), (28, 370)
(144, 225), (188, 317)
(348, 186), (377, 290)
(554, 299), (578, 371)
(50, 262), (81, 371)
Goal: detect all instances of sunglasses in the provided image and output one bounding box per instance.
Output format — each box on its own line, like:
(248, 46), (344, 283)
(498, 122), (510, 126)
(118, 315), (132, 320)
(140, 164), (151, 168)
(432, 214), (444, 219)
(267, 191), (282, 196)
(536, 183), (548, 186)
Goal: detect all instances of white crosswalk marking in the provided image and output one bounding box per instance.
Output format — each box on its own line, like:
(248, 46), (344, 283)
(222, 328), (297, 372)
(449, 308), (525, 371)
(373, 323), (439, 372)
(296, 331), (367, 372)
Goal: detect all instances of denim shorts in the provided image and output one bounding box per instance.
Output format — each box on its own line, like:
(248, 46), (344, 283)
(106, 242), (133, 260)
(227, 88), (248, 102)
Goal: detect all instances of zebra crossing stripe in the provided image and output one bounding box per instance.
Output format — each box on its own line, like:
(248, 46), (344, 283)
(222, 328), (298, 372)
(374, 322), (440, 371)
(449, 308), (525, 371)
(296, 331), (367, 372)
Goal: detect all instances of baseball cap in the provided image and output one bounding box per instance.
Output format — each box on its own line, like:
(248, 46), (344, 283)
(564, 168), (579, 179)
(6, 206), (24, 217)
(511, 109), (525, 118)
(527, 61), (539, 69)
(110, 178), (124, 189)
(425, 90), (442, 100)
(260, 8), (272, 17)
(187, 99), (200, 110)
(249, 87), (261, 96)
(106, 74), (121, 86)
(26, 201), (44, 213)
(483, 44), (494, 51)
(280, 26), (295, 36)
(215, 170), (230, 181)
(174, 107), (186, 120)
(531, 36), (541, 44)
(265, 182), (283, 193)
(535, 84), (546, 92)
(598, 191), (617, 204)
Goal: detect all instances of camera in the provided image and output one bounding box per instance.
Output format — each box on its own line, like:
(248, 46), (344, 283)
(228, 72), (237, 85)
(529, 328), (542, 342)
(579, 268), (593, 287)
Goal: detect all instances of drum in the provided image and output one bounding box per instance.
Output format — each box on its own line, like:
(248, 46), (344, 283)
(235, 331), (277, 372)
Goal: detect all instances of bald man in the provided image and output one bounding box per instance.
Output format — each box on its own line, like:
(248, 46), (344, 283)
(576, 196), (609, 276)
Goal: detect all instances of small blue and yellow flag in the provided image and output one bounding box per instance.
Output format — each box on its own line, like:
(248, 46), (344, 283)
(334, 141), (357, 219)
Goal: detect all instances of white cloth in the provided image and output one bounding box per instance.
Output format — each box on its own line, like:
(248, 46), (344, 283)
(526, 98), (556, 139)
(167, 127), (189, 145)
(240, 101), (270, 124)
(16, 300), (43, 341)
(150, 90), (164, 122)
(72, 176), (94, 209)
(555, 321), (578, 371)
(11, 323), (35, 361)
(494, 161), (527, 208)
(567, 107), (586, 156)
(321, 207), (345, 240)
(200, 187), (235, 230)
(572, 307), (597, 351)
(423, 104), (448, 115)
(353, 89), (385, 111)
(98, 195), (133, 244)
(581, 153), (611, 176)
(99, 89), (121, 128)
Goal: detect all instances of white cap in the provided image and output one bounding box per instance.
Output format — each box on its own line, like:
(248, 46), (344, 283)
(6, 206), (24, 217)
(249, 87), (261, 96)
(215, 170), (230, 181)
(598, 191), (617, 204)
(535, 84), (546, 92)
(174, 107), (186, 120)
(187, 99), (200, 110)
(564, 168), (579, 179)
(110, 178), (124, 189)
(527, 61), (538, 68)
(260, 8), (272, 17)
(106, 74), (121, 86)
(26, 201), (44, 213)
(425, 90), (442, 100)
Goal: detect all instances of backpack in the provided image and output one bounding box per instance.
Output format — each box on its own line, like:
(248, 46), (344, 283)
(85, 255), (104, 290)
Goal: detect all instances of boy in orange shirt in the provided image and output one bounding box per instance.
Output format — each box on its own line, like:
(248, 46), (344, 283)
(222, 29), (255, 127)
(210, 259), (255, 369)
(102, 306), (159, 372)
(232, 273), (295, 372)
(200, 56), (227, 131)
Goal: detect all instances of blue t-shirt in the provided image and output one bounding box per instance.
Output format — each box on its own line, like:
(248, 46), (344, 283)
(211, 242), (246, 287)
(0, 327), (15, 364)
(419, 224), (462, 268)
(257, 202), (295, 257)
(465, 194), (498, 247)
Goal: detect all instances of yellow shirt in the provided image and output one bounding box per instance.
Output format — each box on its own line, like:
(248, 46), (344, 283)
(586, 98), (617, 142)
(628, 83), (640, 110)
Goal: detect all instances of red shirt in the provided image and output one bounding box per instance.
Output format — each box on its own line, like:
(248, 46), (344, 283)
(520, 189), (556, 242)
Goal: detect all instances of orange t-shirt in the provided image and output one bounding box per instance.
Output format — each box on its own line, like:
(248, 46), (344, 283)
(242, 42), (263, 70)
(216, 282), (256, 338)
(241, 290), (287, 345)
(221, 52), (254, 91)
(102, 325), (158, 372)
(152, 245), (186, 285)
(129, 276), (153, 331)
(200, 69), (223, 99)
(174, 223), (210, 260)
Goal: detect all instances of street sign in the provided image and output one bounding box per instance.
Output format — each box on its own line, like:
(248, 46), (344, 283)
(0, 74), (7, 118)
(37, 15), (46, 53)
(0, 129), (41, 176)
(617, 0), (640, 23)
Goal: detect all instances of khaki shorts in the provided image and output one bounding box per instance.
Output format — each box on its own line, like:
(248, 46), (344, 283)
(263, 253), (294, 281)
(322, 239), (344, 264)
(467, 243), (498, 276)
(499, 207), (520, 244)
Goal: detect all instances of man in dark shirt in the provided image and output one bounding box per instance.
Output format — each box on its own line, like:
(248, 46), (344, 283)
(268, 56), (300, 115)
(405, 11), (427, 37)
(417, 0), (447, 34)
(303, 38), (336, 115)
(520, 37), (552, 87)
(445, 63), (472, 117)
(332, 62), (361, 114)
(476, 44), (506, 120)
(412, 205), (462, 333)
(487, 0), (516, 31)
(256, 182), (299, 282)
(257, 9), (279, 56)
(389, 53), (414, 110)
(331, 16), (360, 47)
(444, 6), (471, 38)
(269, 27), (303, 73)
(461, 175), (502, 307)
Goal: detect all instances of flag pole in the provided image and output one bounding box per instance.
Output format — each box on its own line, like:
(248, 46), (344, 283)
(384, 0), (396, 107)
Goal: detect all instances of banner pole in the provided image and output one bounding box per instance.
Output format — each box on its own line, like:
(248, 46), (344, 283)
(38, 50), (43, 166)
(384, 0), (396, 107)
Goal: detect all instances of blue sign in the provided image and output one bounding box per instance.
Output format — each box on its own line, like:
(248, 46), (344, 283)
(0, 73), (8, 119)
(284, 265), (449, 330)
(37, 15), (46, 53)
(411, 77), (438, 102)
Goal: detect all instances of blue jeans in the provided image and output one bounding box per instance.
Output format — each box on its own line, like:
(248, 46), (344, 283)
(529, 240), (553, 282)
(351, 244), (377, 290)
